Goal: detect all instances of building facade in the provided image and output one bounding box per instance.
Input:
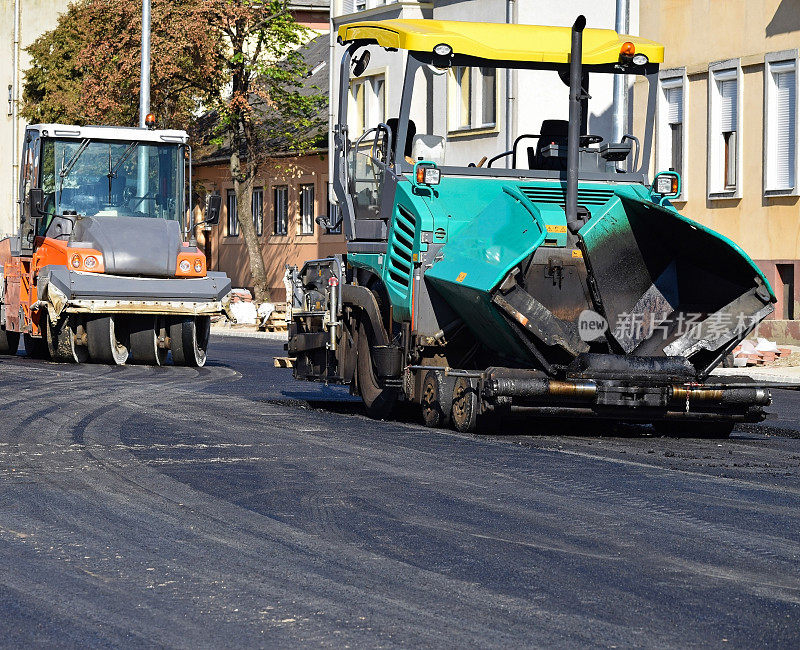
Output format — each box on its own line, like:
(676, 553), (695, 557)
(194, 152), (346, 297)
(640, 0), (800, 337)
(1, 0), (72, 238)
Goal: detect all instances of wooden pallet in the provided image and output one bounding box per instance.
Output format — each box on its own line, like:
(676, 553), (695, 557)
(262, 302), (288, 332)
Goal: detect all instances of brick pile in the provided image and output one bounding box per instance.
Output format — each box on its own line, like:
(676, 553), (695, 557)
(732, 339), (792, 367)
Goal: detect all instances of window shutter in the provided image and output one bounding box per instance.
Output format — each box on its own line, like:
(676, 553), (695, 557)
(342, 0), (355, 14)
(774, 68), (796, 188)
(719, 79), (737, 132)
(665, 86), (683, 124)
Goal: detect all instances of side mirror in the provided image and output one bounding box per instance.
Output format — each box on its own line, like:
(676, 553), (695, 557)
(651, 171), (681, 201)
(352, 50), (371, 77)
(28, 188), (45, 221)
(205, 194), (221, 226)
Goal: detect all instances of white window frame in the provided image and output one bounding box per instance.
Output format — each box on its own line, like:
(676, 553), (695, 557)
(764, 50), (800, 196)
(343, 0), (390, 15)
(657, 68), (688, 200)
(299, 183), (315, 236)
(348, 70), (387, 137)
(273, 185), (288, 236)
(447, 67), (499, 135)
(226, 189), (239, 237)
(477, 67), (497, 128)
(448, 65), (472, 131)
(251, 187), (263, 236)
(708, 60), (743, 199)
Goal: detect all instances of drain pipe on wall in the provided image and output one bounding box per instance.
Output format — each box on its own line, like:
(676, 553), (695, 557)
(611, 0), (630, 145)
(505, 0), (515, 167)
(11, 0), (20, 227)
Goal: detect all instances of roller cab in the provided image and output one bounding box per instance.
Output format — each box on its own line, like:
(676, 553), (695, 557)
(0, 124), (231, 366)
(283, 18), (779, 433)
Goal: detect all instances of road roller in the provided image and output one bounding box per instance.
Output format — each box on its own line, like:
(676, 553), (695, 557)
(0, 122), (231, 366)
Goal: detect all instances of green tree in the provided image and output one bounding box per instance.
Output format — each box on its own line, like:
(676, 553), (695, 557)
(201, 0), (325, 302)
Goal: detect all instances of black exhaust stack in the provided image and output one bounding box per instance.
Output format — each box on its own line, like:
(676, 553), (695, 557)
(566, 15), (586, 234)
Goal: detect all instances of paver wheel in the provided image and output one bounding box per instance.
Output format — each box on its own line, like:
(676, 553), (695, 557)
(420, 369), (455, 428)
(130, 316), (168, 366)
(169, 316), (209, 367)
(47, 316), (88, 363)
(356, 317), (397, 420)
(451, 376), (479, 433)
(86, 315), (129, 365)
(0, 326), (20, 355)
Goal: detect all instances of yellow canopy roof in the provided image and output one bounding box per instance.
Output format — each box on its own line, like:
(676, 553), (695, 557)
(338, 19), (664, 65)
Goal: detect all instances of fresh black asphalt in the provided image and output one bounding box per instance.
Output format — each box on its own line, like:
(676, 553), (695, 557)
(0, 335), (798, 647)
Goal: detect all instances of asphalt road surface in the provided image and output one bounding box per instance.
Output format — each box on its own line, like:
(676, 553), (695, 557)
(0, 335), (799, 647)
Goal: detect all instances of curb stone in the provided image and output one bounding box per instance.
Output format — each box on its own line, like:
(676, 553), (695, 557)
(210, 327), (287, 341)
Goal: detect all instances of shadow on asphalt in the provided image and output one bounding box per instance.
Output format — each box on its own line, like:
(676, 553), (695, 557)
(264, 394), (749, 440)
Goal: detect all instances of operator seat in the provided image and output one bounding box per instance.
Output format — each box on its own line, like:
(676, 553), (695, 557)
(411, 134), (446, 166)
(528, 119), (569, 171)
(386, 118), (416, 164)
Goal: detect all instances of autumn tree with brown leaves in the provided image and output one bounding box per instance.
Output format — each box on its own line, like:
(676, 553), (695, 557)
(23, 0), (221, 128)
(23, 0), (324, 302)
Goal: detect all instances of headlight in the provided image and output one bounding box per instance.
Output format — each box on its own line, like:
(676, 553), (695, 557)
(433, 43), (452, 57)
(656, 176), (671, 194)
(415, 163), (441, 186)
(179, 259), (191, 273)
(194, 260), (203, 273)
(83, 256), (98, 270)
(632, 53), (649, 66)
(656, 175), (678, 195)
(71, 254), (81, 269)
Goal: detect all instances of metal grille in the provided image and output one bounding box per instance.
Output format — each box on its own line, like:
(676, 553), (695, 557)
(387, 206), (416, 290)
(519, 186), (616, 207)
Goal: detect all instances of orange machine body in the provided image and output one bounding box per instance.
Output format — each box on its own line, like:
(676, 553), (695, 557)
(0, 235), (206, 336)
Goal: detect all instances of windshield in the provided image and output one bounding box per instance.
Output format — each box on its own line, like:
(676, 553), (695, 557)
(40, 138), (184, 223)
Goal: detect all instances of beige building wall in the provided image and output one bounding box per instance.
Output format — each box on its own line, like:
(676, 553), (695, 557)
(1, 0), (72, 239)
(194, 153), (345, 298)
(641, 0), (800, 333)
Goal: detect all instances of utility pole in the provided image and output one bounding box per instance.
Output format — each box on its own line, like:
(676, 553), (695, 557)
(612, 0), (630, 147)
(139, 0), (151, 128)
(11, 0), (21, 230)
(137, 0), (151, 199)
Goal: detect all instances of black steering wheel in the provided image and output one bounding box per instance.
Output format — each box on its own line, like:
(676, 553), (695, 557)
(580, 134), (604, 147)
